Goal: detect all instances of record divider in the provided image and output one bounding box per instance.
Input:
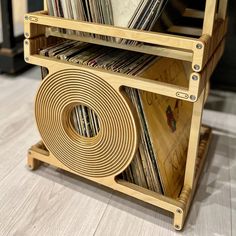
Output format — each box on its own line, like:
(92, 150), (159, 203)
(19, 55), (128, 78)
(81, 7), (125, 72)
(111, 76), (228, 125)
(24, 0), (228, 230)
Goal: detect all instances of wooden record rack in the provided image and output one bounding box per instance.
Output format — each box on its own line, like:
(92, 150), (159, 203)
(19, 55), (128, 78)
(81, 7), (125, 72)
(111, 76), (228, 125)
(24, 0), (228, 230)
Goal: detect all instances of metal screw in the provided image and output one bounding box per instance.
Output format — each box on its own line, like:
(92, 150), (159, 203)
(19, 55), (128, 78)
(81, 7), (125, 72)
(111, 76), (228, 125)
(176, 209), (182, 214)
(196, 43), (203, 49)
(192, 75), (199, 81)
(194, 64), (200, 71)
(25, 57), (29, 62)
(175, 225), (180, 230)
(25, 33), (29, 37)
(190, 95), (196, 101)
(25, 40), (29, 45)
(25, 16), (29, 20)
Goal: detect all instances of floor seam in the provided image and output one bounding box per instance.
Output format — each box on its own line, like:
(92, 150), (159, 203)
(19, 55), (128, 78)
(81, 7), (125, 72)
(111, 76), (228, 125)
(93, 191), (114, 236)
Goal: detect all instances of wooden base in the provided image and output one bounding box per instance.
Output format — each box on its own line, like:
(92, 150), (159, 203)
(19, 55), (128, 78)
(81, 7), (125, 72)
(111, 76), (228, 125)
(27, 126), (212, 231)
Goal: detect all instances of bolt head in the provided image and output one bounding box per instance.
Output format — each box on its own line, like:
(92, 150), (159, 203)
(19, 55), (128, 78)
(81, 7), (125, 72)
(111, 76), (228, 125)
(176, 209), (182, 214)
(190, 95), (196, 101)
(196, 43), (203, 49)
(194, 64), (200, 71)
(175, 225), (180, 230)
(25, 16), (29, 20)
(25, 57), (29, 62)
(192, 75), (198, 81)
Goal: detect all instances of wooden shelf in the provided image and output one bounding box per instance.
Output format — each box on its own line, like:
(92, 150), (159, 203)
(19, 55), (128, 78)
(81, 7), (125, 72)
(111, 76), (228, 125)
(24, 3), (227, 72)
(24, 29), (225, 103)
(46, 28), (193, 62)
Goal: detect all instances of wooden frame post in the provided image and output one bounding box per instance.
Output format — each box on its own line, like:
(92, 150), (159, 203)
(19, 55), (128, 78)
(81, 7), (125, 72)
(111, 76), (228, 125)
(218, 0), (228, 19)
(202, 0), (217, 36)
(184, 89), (206, 188)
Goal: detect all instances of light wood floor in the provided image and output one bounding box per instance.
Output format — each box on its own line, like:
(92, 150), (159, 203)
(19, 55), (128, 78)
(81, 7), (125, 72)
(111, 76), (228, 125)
(0, 68), (235, 236)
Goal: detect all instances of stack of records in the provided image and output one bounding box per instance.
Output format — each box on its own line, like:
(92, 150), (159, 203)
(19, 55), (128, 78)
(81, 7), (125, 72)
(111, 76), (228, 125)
(40, 40), (192, 198)
(46, 0), (168, 43)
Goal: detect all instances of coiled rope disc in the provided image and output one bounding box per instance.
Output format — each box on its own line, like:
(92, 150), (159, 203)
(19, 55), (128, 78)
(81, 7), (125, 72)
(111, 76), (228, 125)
(35, 69), (138, 178)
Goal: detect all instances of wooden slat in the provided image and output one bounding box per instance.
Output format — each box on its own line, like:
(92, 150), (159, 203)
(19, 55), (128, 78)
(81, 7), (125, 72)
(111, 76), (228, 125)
(25, 54), (196, 102)
(26, 11), (198, 51)
(183, 8), (205, 19)
(46, 29), (193, 62)
(167, 26), (202, 37)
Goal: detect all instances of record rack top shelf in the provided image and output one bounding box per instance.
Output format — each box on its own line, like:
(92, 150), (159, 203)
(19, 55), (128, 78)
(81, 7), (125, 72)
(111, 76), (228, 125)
(24, 0), (228, 73)
(24, 0), (228, 103)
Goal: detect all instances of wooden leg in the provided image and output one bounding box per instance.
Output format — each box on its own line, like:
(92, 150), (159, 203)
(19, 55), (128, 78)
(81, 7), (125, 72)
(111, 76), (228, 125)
(173, 210), (185, 231)
(27, 151), (41, 170)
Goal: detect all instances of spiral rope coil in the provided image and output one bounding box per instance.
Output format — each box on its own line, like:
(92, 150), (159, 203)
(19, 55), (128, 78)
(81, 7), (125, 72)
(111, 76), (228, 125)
(35, 69), (138, 178)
